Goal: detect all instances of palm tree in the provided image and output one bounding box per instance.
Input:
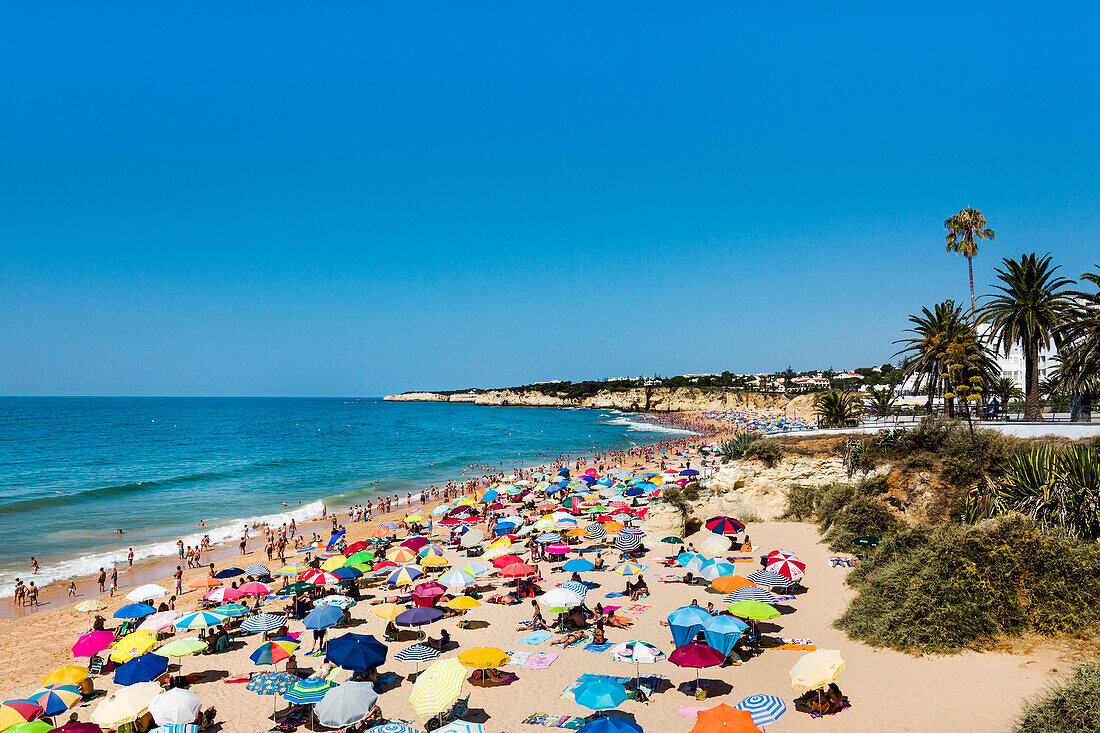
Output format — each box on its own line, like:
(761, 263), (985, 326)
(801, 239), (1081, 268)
(989, 376), (1023, 409)
(945, 208), (995, 319)
(814, 391), (861, 428)
(1060, 266), (1100, 379)
(866, 388), (897, 418)
(980, 254), (1075, 421)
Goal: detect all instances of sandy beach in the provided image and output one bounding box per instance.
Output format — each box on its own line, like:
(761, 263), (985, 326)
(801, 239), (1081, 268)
(0, 422), (1071, 733)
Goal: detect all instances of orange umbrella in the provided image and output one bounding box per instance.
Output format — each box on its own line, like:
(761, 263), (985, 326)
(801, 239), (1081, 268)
(372, 526), (390, 538)
(710, 575), (755, 594)
(602, 521), (624, 534)
(690, 704), (763, 733)
(565, 528), (588, 538)
(188, 577), (222, 589)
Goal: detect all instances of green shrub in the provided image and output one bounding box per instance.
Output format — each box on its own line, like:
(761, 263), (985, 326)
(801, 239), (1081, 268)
(822, 495), (899, 551)
(815, 482), (856, 528)
(856, 473), (890, 496)
(1014, 662), (1100, 733)
(682, 482), (701, 501)
(784, 484), (822, 521)
(940, 427), (1020, 488)
(744, 439), (783, 465)
(836, 517), (1100, 654)
(720, 433), (759, 461)
(660, 486), (690, 517)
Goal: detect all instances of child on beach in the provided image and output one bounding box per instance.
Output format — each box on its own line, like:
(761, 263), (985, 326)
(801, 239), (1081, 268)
(68, 580), (77, 599)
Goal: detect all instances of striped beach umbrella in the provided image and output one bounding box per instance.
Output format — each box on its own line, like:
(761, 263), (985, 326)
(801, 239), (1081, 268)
(174, 610), (228, 631)
(250, 638), (299, 666)
(386, 547), (418, 564)
(558, 580), (587, 597)
(277, 562), (310, 577)
(408, 657), (466, 716)
(735, 693), (787, 727)
(614, 533), (641, 553)
(766, 549), (799, 562)
(240, 613), (285, 634)
(25, 685), (81, 716)
(284, 676), (336, 704)
(245, 564), (271, 576)
(394, 644), (440, 676)
(705, 516), (746, 535)
(388, 565), (424, 587)
(699, 560), (736, 582)
(612, 562), (647, 577)
(215, 603), (250, 617)
(747, 569), (794, 589)
(439, 570), (476, 590)
(368, 724), (420, 733)
(584, 523), (606, 540)
(766, 556), (806, 582)
(299, 569), (342, 586)
(724, 587), (779, 605)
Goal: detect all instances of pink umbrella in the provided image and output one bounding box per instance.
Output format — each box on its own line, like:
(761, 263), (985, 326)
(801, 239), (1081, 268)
(402, 536), (430, 552)
(71, 630), (116, 658)
(204, 586), (244, 603)
(411, 582), (447, 607)
(766, 557), (806, 582)
(669, 641), (726, 689)
(237, 581), (273, 596)
(500, 562), (537, 578)
(545, 544), (571, 554)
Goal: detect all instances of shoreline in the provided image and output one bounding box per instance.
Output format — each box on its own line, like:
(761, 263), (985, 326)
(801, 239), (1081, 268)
(4, 411), (727, 621)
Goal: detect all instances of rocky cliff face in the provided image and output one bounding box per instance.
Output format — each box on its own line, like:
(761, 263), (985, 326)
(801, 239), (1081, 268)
(385, 387), (808, 414)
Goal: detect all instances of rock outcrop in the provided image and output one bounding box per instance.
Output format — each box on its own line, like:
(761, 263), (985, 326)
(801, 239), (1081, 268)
(385, 387), (802, 413)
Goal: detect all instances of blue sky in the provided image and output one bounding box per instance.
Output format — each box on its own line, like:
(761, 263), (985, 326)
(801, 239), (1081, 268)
(2, 3), (1098, 396)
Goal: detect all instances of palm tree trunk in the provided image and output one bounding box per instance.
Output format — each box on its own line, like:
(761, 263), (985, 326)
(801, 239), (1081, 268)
(1025, 339), (1043, 421)
(968, 256), (976, 321)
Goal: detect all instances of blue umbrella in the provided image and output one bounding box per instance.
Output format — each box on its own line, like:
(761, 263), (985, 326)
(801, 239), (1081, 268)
(572, 678), (627, 711)
(493, 522), (517, 534)
(702, 615), (748, 657)
(113, 653), (169, 686)
(331, 567), (363, 580)
(562, 558), (595, 573)
(367, 724), (420, 733)
(735, 693), (787, 727)
(304, 605), (344, 630)
(326, 530), (346, 550)
(623, 487), (644, 497)
(114, 603), (157, 619)
(326, 633), (388, 672)
(395, 607), (443, 627)
(667, 606), (712, 648)
(214, 567), (245, 579)
(577, 717), (643, 733)
(482, 490), (499, 501)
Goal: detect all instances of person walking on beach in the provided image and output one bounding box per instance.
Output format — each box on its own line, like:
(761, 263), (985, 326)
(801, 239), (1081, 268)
(97, 568), (107, 594)
(68, 580), (76, 599)
(173, 566), (183, 595)
(109, 567), (118, 597)
(239, 536), (247, 555)
(30, 557), (38, 575)
(127, 548), (134, 567)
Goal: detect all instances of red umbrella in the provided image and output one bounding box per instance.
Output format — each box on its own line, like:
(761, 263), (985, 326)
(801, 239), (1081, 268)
(237, 582), (273, 597)
(344, 541), (369, 555)
(411, 582), (447, 607)
(373, 560), (398, 570)
(402, 536), (430, 552)
(72, 630), (116, 658)
(766, 549), (798, 561)
(499, 562), (537, 578)
(766, 557), (806, 582)
(491, 555), (522, 569)
(669, 642), (726, 689)
(299, 569), (341, 586)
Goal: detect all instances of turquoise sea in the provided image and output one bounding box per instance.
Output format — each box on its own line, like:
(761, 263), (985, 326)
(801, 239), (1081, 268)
(0, 398), (690, 589)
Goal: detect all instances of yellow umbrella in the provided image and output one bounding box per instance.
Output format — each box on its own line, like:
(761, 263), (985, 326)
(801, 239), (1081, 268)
(453, 498), (475, 507)
(789, 649), (846, 691)
(409, 657), (467, 716)
(420, 555), (449, 568)
(321, 556), (346, 571)
(488, 537), (512, 550)
(91, 681), (162, 728)
(446, 596), (481, 610)
(43, 665), (89, 687)
(457, 647), (510, 670)
(483, 546), (515, 560)
(386, 547), (418, 564)
(370, 603), (402, 622)
(109, 630), (158, 663)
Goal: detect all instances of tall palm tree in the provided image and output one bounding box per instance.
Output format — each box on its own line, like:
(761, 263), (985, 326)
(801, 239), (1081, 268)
(1060, 265), (1100, 378)
(945, 208), (995, 319)
(989, 376), (1023, 408)
(980, 254), (1075, 421)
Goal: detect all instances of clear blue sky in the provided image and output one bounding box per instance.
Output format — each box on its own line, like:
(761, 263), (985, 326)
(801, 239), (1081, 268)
(2, 3), (1098, 396)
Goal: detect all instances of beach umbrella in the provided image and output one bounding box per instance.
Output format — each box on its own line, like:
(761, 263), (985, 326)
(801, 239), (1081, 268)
(699, 535), (731, 555)
(765, 549), (798, 561)
(90, 682), (161, 729)
(203, 586), (243, 603)
(562, 558), (595, 573)
(285, 677), (336, 704)
(699, 560), (736, 582)
(74, 599), (107, 613)
(237, 581), (273, 596)
(746, 570), (793, 590)
(585, 523), (606, 540)
(702, 615), (748, 657)
(689, 704), (762, 733)
(25, 686), (81, 716)
(315, 681), (379, 728)
(667, 606), (713, 648)
(369, 603), (402, 622)
(42, 666), (89, 687)
(457, 647), (509, 670)
(558, 580), (588, 597)
(614, 534), (641, 553)
(446, 596), (480, 611)
(214, 566), (245, 579)
(277, 562), (310, 577)
(148, 688), (201, 726)
(608, 640), (664, 688)
(174, 610), (227, 631)
(344, 551), (375, 566)
(612, 562), (647, 577)
(0, 703), (44, 730)
(500, 562), (536, 578)
(281, 581), (314, 595)
(388, 565), (424, 587)
(660, 536), (683, 545)
(408, 657), (466, 716)
(490, 554), (522, 569)
(705, 516), (744, 537)
(240, 613), (285, 634)
(439, 570), (476, 590)
(247, 670), (298, 717)
(109, 632), (158, 663)
(315, 594), (356, 609)
(765, 557), (806, 582)
(113, 603), (157, 620)
(113, 653), (168, 686)
(460, 562), (490, 577)
(394, 644), (440, 678)
(709, 574), (754, 594)
(435, 723), (483, 733)
(412, 582), (447, 607)
(251, 638), (299, 666)
(368, 725), (420, 733)
(678, 552), (705, 572)
(304, 605), (345, 630)
(576, 718), (641, 733)
(245, 564), (271, 576)
(387, 547), (419, 564)
(539, 587), (584, 611)
(158, 636), (208, 659)
(727, 600), (780, 621)
(126, 584), (168, 603)
(54, 724), (102, 733)
(215, 603), (250, 617)
(71, 630), (116, 658)
(734, 694), (786, 727)
(788, 650), (846, 691)
(187, 577), (221, 589)
(724, 587), (778, 605)
(421, 554), (449, 568)
(7, 721), (55, 733)
(669, 643), (726, 689)
(326, 633), (388, 672)
(572, 678), (627, 711)
(300, 569), (342, 586)
(396, 607), (443, 627)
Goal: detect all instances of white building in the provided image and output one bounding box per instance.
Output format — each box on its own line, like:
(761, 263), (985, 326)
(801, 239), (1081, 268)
(980, 326), (1058, 390)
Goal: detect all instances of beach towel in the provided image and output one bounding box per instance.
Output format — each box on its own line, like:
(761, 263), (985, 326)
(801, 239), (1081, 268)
(765, 637), (815, 650)
(305, 650), (325, 657)
(582, 641), (614, 653)
(678, 706), (709, 717)
(603, 592), (627, 599)
(504, 651), (533, 667)
(565, 637), (588, 649)
(517, 631), (553, 645)
(727, 555), (755, 562)
(775, 595), (797, 602)
(523, 652), (558, 670)
(521, 713), (586, 728)
(623, 603), (651, 614)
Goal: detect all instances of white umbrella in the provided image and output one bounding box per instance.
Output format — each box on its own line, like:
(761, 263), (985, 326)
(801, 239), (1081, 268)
(439, 570), (476, 590)
(459, 530), (485, 549)
(127, 584), (169, 602)
(314, 681), (379, 727)
(138, 610), (182, 633)
(700, 535), (732, 554)
(91, 682), (162, 728)
(149, 688), (201, 725)
(538, 588), (584, 610)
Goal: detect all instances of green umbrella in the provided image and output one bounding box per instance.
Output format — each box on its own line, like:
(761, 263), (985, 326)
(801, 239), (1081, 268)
(344, 551), (374, 565)
(727, 600), (780, 620)
(851, 536), (880, 547)
(283, 581), (313, 594)
(660, 536), (683, 544)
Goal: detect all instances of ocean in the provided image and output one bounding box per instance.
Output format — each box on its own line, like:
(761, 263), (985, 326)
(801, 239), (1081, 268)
(0, 397), (691, 590)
